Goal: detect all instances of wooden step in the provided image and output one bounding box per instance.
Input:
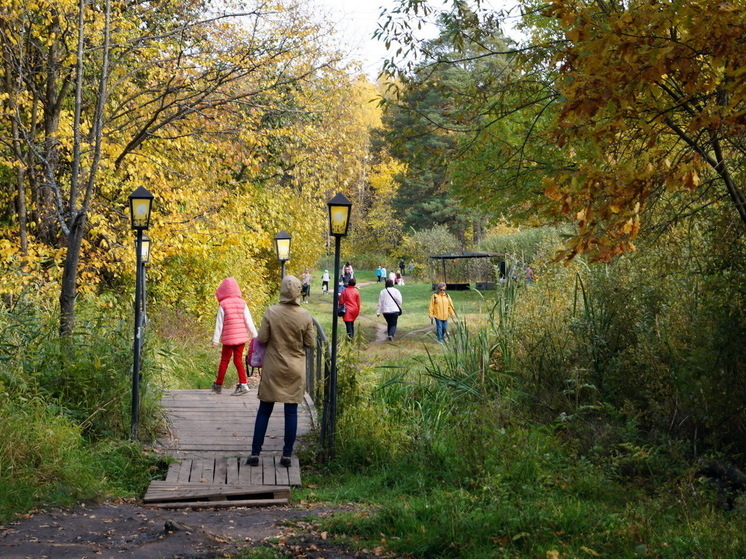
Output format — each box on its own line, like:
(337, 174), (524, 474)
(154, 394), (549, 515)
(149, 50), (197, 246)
(143, 455), (300, 508)
(144, 481), (291, 508)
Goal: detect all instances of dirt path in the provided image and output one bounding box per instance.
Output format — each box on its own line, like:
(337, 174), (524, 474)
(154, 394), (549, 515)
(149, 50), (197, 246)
(0, 500), (387, 558)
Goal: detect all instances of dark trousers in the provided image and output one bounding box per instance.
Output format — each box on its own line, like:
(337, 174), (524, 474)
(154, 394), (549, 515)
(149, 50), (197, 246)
(251, 400), (298, 457)
(383, 312), (399, 339)
(344, 320), (355, 339)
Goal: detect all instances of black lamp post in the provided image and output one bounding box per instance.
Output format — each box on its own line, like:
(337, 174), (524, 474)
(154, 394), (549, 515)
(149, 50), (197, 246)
(274, 230), (292, 279)
(140, 234), (151, 327)
(128, 186), (153, 440)
(321, 192), (352, 459)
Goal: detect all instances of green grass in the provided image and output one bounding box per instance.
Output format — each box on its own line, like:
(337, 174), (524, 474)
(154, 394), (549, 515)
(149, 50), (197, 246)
(0, 298), (168, 521)
(305, 269), (492, 348)
(5, 272), (746, 557)
(287, 275), (746, 558)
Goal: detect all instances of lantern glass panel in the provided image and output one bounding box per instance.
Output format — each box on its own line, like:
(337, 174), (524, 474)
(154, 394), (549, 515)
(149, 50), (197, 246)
(276, 238), (291, 261)
(130, 198), (152, 229)
(329, 205), (350, 236)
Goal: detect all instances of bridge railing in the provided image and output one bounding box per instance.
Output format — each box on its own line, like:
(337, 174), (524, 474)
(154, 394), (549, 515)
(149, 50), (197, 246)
(305, 317), (329, 414)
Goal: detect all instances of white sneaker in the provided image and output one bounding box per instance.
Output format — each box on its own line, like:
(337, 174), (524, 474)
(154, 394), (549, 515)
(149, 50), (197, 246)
(232, 383), (249, 396)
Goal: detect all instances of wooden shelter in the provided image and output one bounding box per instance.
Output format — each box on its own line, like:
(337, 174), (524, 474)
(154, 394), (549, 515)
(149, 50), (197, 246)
(429, 251), (505, 290)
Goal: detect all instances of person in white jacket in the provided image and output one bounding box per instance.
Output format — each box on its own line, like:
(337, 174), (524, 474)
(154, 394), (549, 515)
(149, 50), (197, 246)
(376, 279), (403, 341)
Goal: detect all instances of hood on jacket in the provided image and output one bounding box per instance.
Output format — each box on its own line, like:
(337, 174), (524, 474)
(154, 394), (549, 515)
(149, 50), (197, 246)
(215, 277), (242, 302)
(280, 275), (302, 305)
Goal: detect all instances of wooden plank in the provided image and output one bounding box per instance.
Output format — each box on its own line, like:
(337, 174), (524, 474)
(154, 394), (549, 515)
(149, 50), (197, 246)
(238, 458), (251, 485)
(146, 498), (288, 509)
(202, 457), (216, 483)
(190, 458), (206, 483)
(165, 462), (180, 483)
(162, 401), (256, 410)
(226, 456), (239, 485)
(146, 480), (290, 501)
(168, 439), (250, 446)
(249, 456), (264, 485)
(214, 457), (227, 484)
(288, 457), (302, 486)
(146, 487), (289, 501)
(176, 459), (193, 483)
(261, 455), (275, 485)
(143, 482), (289, 503)
(274, 456), (290, 486)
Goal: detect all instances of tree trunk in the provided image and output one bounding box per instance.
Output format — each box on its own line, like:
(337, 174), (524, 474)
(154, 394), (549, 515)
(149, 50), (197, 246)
(712, 137), (746, 227)
(59, 211), (86, 336)
(15, 167), (28, 254)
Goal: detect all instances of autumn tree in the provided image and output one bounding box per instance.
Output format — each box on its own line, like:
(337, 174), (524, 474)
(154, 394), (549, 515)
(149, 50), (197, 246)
(0, 0), (341, 332)
(540, 0), (746, 260)
(378, 0), (746, 261)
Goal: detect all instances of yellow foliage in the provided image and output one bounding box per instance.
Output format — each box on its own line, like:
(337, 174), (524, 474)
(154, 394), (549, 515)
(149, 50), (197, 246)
(543, 0), (746, 261)
(0, 0), (375, 322)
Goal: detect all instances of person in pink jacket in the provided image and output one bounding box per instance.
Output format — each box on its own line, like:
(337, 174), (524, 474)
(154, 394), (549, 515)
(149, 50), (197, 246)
(211, 277), (258, 395)
(338, 277), (361, 339)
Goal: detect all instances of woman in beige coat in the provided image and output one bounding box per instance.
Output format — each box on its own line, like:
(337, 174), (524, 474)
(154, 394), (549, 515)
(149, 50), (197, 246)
(248, 275), (314, 467)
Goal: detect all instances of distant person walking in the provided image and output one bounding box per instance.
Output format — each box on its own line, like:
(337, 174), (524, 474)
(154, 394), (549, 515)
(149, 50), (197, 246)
(338, 277), (361, 339)
(248, 275), (314, 468)
(342, 262), (354, 286)
(376, 266), (383, 282)
(428, 282), (456, 343)
(300, 268), (311, 303)
(211, 277), (258, 395)
(377, 279), (403, 341)
(321, 270), (330, 293)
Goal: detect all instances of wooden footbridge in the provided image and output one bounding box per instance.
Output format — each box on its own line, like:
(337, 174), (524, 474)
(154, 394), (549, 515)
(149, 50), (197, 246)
(145, 387), (316, 509)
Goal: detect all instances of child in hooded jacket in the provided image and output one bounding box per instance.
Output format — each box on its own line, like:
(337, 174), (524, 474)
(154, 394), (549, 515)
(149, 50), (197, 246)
(211, 277), (258, 395)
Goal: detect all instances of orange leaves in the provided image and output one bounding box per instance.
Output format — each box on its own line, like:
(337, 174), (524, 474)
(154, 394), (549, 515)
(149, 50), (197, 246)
(541, 158), (658, 262)
(541, 0), (746, 259)
(682, 169), (701, 191)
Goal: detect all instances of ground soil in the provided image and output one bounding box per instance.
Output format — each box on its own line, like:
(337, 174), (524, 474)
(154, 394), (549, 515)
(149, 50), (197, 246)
(0, 500), (393, 558)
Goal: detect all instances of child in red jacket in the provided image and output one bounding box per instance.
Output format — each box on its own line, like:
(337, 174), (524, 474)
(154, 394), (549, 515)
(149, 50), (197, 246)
(211, 277), (258, 395)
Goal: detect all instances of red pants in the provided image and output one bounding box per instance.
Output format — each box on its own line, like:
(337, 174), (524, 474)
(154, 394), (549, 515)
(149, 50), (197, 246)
(215, 343), (247, 385)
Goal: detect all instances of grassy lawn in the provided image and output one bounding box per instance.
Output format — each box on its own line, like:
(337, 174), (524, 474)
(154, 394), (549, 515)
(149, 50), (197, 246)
(148, 269), (746, 558)
(303, 268), (493, 347)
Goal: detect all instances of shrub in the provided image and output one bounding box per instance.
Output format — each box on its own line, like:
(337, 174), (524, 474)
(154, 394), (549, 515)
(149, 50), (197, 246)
(0, 393), (99, 522)
(0, 295), (164, 519)
(399, 226), (461, 280)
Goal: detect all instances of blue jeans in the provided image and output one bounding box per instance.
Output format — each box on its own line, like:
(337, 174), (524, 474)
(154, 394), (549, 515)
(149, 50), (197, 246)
(435, 318), (448, 342)
(251, 400), (298, 457)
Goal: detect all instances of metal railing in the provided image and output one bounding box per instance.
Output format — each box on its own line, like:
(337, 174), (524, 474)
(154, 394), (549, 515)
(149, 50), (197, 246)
(305, 317), (329, 416)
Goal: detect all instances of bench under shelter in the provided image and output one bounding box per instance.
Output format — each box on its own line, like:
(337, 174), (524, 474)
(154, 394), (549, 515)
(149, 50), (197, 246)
(429, 251), (506, 290)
